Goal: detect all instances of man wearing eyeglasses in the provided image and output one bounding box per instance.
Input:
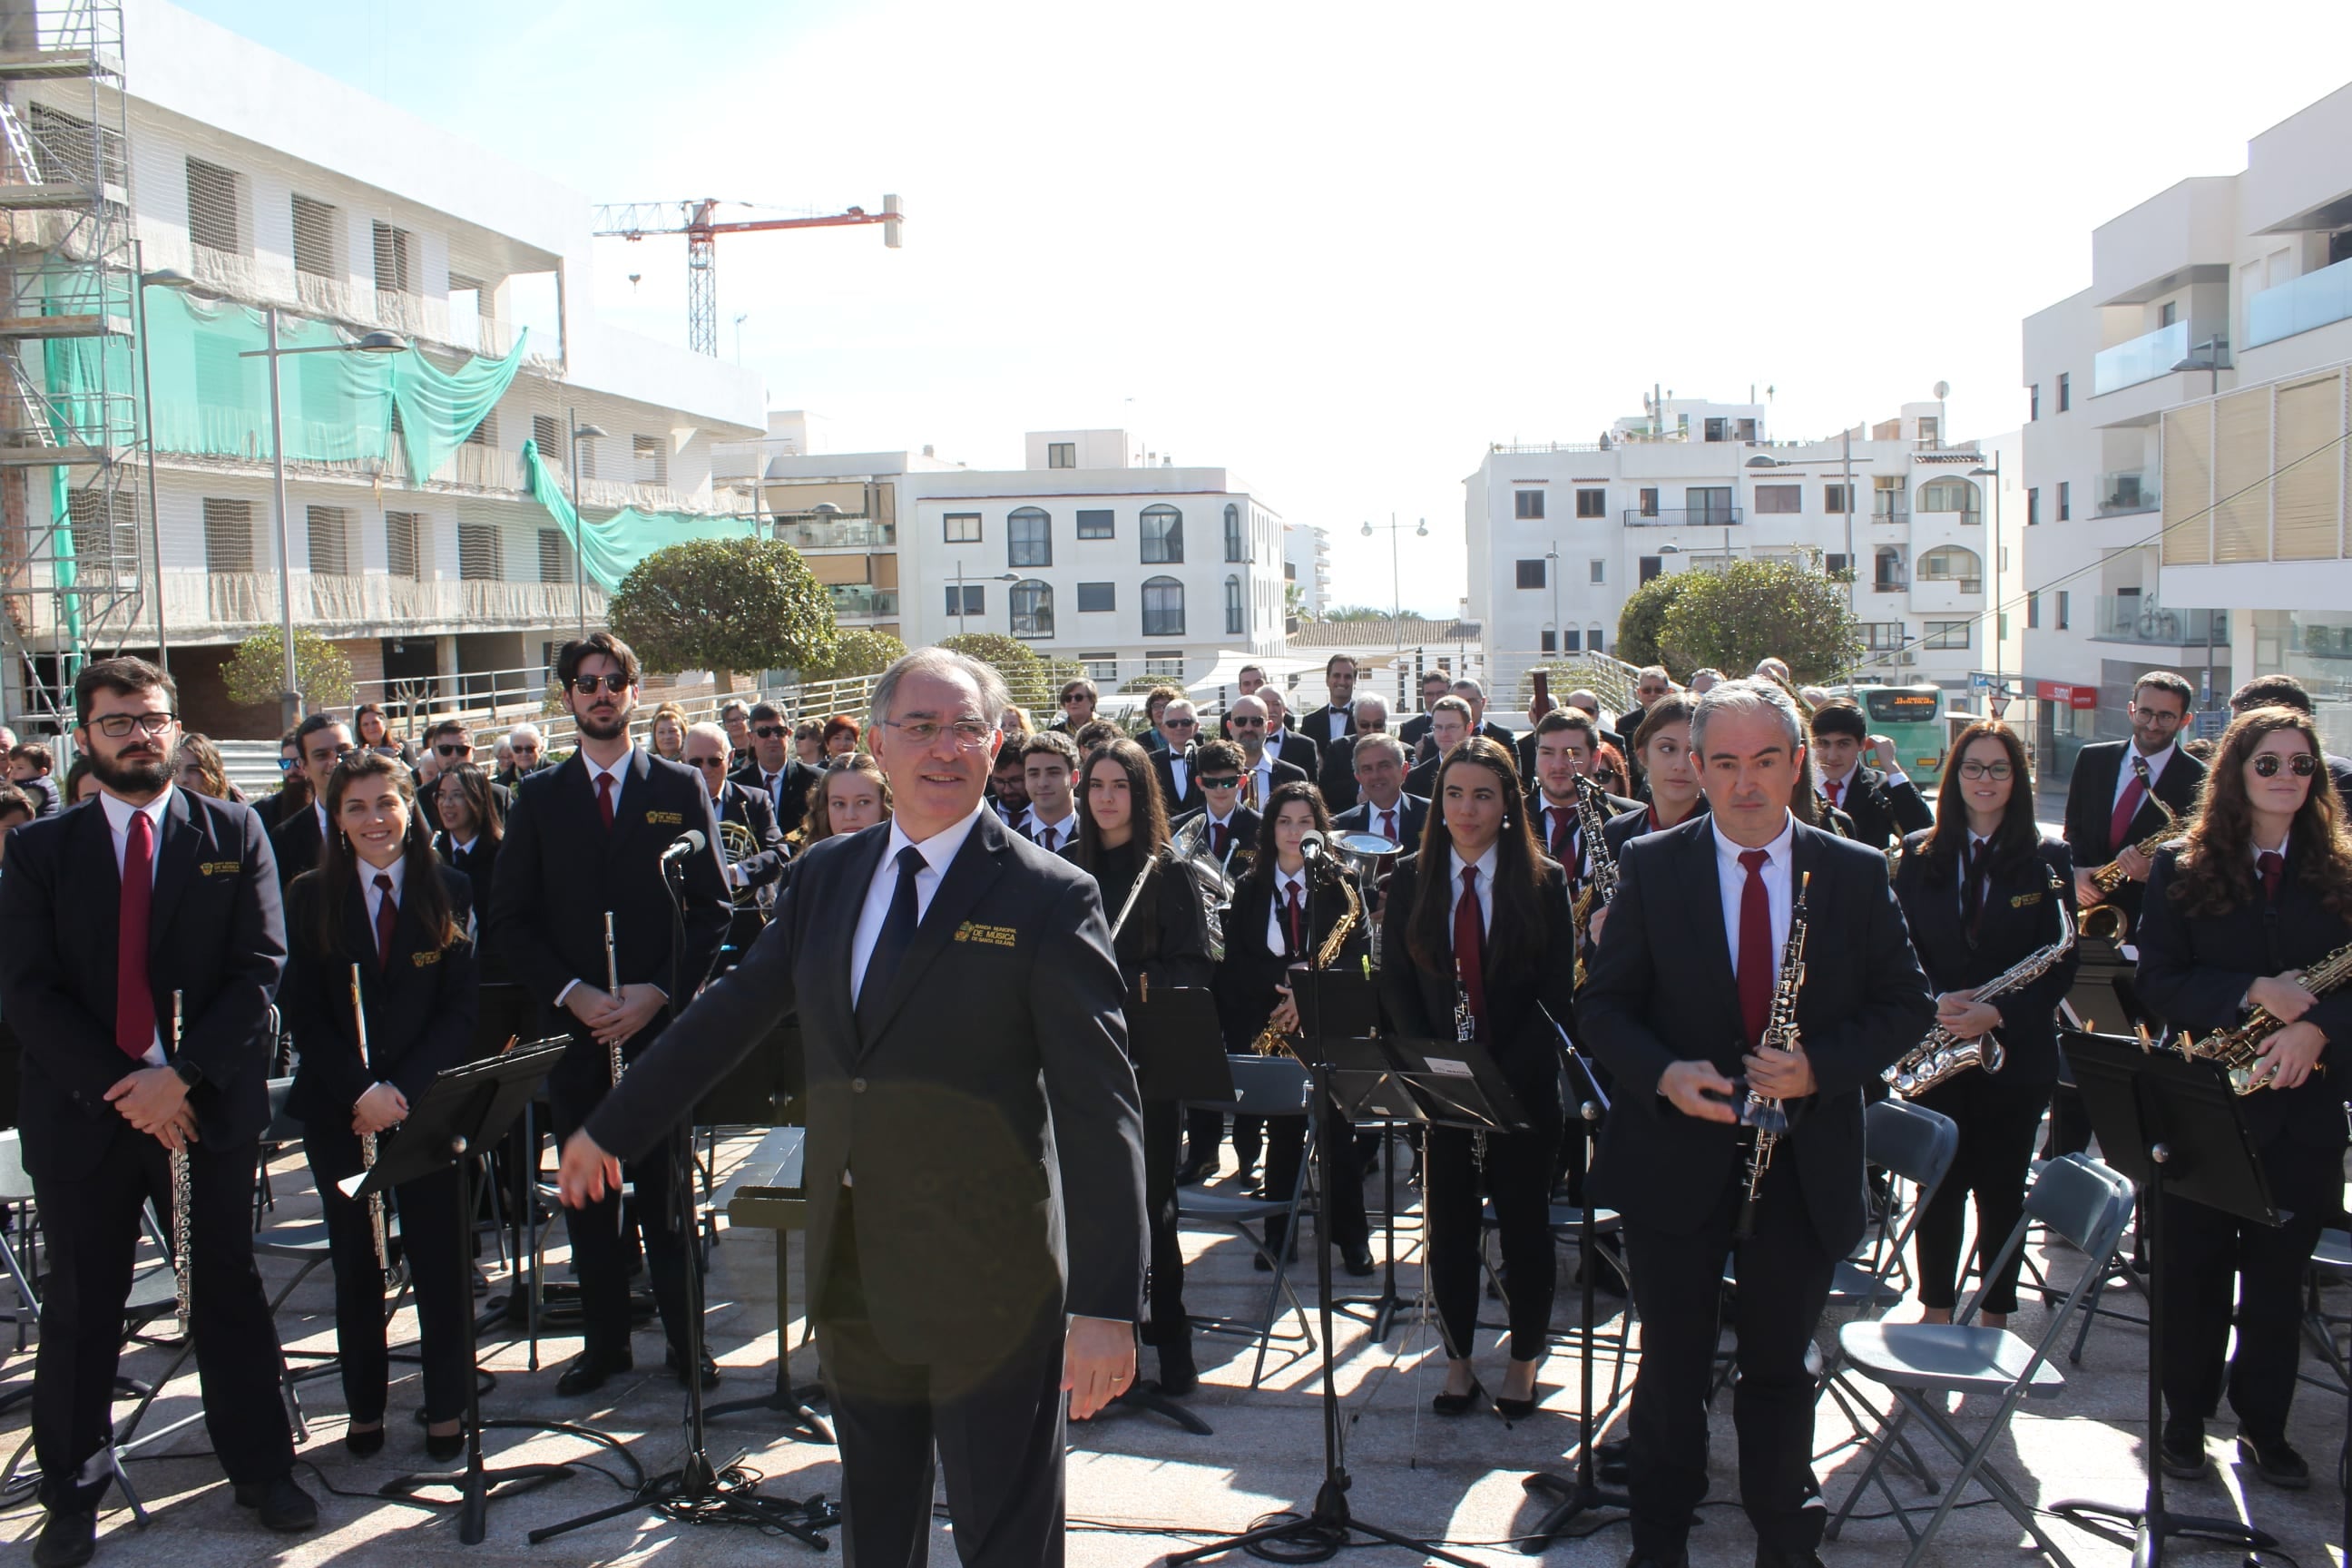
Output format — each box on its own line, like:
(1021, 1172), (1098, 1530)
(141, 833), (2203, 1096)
(727, 701), (818, 841)
(556, 646), (1144, 1567)
(490, 632), (732, 1397)
(682, 722), (786, 965)
(267, 713), (353, 888)
(1225, 694), (1307, 813)
(2062, 670), (2203, 926)
(1808, 701), (1930, 856)
(0, 658), (320, 1563)
(418, 720), (510, 812)
(1150, 697), (1207, 816)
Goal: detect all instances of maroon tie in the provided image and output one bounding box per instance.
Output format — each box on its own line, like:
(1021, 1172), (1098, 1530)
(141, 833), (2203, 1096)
(1454, 867), (1487, 1036)
(596, 771), (616, 831)
(374, 873), (398, 971)
(2259, 850), (2284, 902)
(1736, 848), (1774, 1048)
(1379, 808), (1396, 846)
(1211, 822), (1228, 858)
(1826, 777), (1843, 811)
(115, 809), (155, 1059)
(2108, 768), (2147, 852)
(1550, 806), (1573, 866)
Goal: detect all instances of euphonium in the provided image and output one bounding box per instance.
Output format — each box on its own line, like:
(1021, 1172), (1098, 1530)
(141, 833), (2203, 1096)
(1885, 865), (2075, 1096)
(2176, 934), (2352, 1095)
(1736, 872), (1810, 1240)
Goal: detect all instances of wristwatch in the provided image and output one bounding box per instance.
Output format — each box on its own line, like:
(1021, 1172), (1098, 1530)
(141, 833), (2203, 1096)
(172, 1058), (204, 1091)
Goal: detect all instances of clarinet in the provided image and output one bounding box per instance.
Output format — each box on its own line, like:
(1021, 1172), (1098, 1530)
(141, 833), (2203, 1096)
(349, 964), (391, 1273)
(170, 990), (192, 1333)
(1735, 871), (1811, 1240)
(603, 910), (624, 1091)
(1454, 966), (1489, 1171)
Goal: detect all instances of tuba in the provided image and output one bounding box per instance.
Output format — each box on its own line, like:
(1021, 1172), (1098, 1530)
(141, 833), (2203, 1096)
(1884, 865), (2075, 1096)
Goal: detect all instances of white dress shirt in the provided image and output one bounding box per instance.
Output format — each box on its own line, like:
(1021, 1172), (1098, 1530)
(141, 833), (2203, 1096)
(1447, 840), (1500, 936)
(1268, 865), (1310, 956)
(1244, 752), (1277, 810)
(362, 853), (407, 929)
(1821, 760), (1904, 811)
(1323, 706), (1352, 744)
(850, 803), (985, 1006)
(99, 786), (174, 1063)
(585, 749), (632, 820)
(1166, 754), (1191, 801)
(1022, 808), (1077, 854)
(1712, 812), (1796, 978)
(2114, 740), (2178, 813)
(760, 763), (793, 814)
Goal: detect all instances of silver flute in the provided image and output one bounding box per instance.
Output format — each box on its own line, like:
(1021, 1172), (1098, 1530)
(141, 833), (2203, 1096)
(170, 991), (192, 1332)
(603, 911), (624, 1091)
(350, 964), (391, 1273)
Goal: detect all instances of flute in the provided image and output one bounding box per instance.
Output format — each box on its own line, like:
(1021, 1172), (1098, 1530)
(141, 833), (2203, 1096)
(351, 964), (391, 1273)
(603, 911), (624, 1091)
(170, 990), (192, 1332)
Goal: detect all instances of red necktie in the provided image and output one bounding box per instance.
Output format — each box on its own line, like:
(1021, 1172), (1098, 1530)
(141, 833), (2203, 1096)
(116, 809), (155, 1059)
(2109, 768), (2147, 852)
(2259, 850), (2284, 902)
(1736, 848), (1774, 1048)
(374, 872), (398, 971)
(1285, 880), (1306, 954)
(1454, 867), (1487, 1036)
(1380, 808), (1396, 846)
(596, 771), (616, 831)
(1550, 806), (1573, 866)
(1826, 777), (1843, 810)
(1210, 822), (1227, 858)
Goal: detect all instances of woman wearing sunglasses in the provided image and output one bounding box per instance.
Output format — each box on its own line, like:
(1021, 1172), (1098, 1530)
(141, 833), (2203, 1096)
(2136, 705), (2352, 1492)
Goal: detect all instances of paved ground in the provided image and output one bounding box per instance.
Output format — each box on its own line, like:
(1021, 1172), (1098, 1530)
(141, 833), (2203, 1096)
(3, 1132), (2347, 1568)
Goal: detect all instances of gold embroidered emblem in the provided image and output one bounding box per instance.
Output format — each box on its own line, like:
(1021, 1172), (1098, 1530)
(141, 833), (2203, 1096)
(954, 922), (1018, 948)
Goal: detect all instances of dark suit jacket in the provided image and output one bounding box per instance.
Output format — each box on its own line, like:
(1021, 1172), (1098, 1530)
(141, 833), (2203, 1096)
(1527, 786), (1640, 882)
(1892, 832), (2078, 1086)
(1171, 804), (1262, 879)
(489, 749), (731, 1108)
(583, 808), (1147, 1363)
(280, 866), (479, 1138)
(1580, 816), (1936, 1257)
(1333, 792), (1430, 855)
(1602, 799), (1708, 859)
(1214, 871), (1367, 1054)
(1300, 703), (1356, 750)
(1823, 765), (1933, 852)
(18, 773), (57, 817)
(1269, 730), (1320, 779)
(1152, 750), (1206, 818)
(0, 789), (287, 1179)
(714, 779), (789, 889)
(1399, 711), (1435, 752)
(2062, 741), (2204, 931)
(1317, 734), (1364, 815)
(2136, 844), (2352, 1150)
(270, 799), (325, 888)
(2328, 754), (2352, 818)
(434, 829), (504, 978)
(730, 757), (820, 841)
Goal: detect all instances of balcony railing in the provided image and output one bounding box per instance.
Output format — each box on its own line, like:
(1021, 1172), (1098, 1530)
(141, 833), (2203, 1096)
(2096, 469), (2159, 516)
(2092, 319), (2221, 397)
(828, 585), (899, 618)
(1870, 501), (1912, 524)
(1621, 507), (1744, 528)
(2247, 258), (2352, 348)
(776, 518), (897, 550)
(1, 570), (610, 642)
(1872, 576), (1909, 593)
(2092, 597), (2228, 646)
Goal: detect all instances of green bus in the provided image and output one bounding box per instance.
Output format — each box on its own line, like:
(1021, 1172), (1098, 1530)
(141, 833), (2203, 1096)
(1824, 682), (1948, 775)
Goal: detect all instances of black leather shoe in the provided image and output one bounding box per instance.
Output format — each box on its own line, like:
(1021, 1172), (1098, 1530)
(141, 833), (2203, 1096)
(1174, 1156), (1213, 1186)
(33, 1507), (96, 1568)
(665, 1346), (720, 1389)
(1156, 1337), (1200, 1397)
(1622, 1547), (1688, 1568)
(2237, 1433), (2311, 1489)
(1431, 1377), (1485, 1416)
(555, 1350), (632, 1396)
(1341, 1242), (1376, 1278)
(2159, 1413), (2209, 1479)
(1755, 1549), (1827, 1568)
(343, 1421), (386, 1458)
(425, 1425), (467, 1464)
(232, 1472), (318, 1532)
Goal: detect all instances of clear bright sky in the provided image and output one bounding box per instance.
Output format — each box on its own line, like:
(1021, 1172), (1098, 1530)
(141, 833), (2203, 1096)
(182, 0), (2352, 616)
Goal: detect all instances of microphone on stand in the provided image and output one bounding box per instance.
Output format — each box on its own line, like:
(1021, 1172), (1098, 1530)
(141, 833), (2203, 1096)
(660, 828), (708, 867)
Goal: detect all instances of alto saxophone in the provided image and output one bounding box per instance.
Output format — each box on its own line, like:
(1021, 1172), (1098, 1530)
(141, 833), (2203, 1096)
(1885, 864), (2075, 1096)
(2082, 757), (2186, 942)
(1567, 774), (1619, 989)
(1736, 872), (1810, 1240)
(2176, 934), (2352, 1094)
(170, 991), (192, 1333)
(1251, 873), (1362, 1055)
(349, 964), (391, 1274)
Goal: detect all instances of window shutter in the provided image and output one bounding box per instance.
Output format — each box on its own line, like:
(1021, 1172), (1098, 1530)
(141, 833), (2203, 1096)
(2274, 371), (2344, 561)
(2161, 404), (2211, 565)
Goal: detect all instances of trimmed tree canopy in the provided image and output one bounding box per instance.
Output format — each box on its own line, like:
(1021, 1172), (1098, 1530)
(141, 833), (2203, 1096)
(1653, 556), (1861, 686)
(1613, 573), (1688, 671)
(803, 628), (907, 683)
(607, 536), (838, 690)
(221, 626), (355, 711)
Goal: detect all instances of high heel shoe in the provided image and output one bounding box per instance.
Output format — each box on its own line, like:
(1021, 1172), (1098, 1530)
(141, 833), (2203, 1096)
(1431, 1377), (1486, 1416)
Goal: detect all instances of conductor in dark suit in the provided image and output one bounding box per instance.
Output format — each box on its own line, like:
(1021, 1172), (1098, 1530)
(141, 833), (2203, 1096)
(2061, 670), (2202, 936)
(269, 712), (353, 888)
(729, 701), (819, 840)
(0, 658), (316, 1565)
(489, 632), (731, 1396)
(555, 648), (1146, 1567)
(1581, 678), (1935, 1567)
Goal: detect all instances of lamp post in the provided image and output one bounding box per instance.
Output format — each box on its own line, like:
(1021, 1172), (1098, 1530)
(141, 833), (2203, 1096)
(1971, 455), (2004, 712)
(1545, 539), (1561, 659)
(952, 564), (1017, 636)
(1359, 514), (1427, 653)
(135, 257), (195, 678)
(567, 414), (607, 640)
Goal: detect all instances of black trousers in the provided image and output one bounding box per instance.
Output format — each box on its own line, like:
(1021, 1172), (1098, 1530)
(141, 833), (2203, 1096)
(1911, 1073), (2052, 1314)
(1624, 1158), (1837, 1560)
(2040, 1080), (2093, 1162)
(32, 1133), (295, 1509)
(816, 1191), (1068, 1567)
(1141, 1100), (1188, 1350)
(2161, 1132), (2339, 1441)
(1425, 1115), (1562, 1363)
(1183, 1109), (1262, 1173)
(1262, 1101), (1368, 1255)
(305, 1124), (471, 1426)
(549, 1090), (691, 1364)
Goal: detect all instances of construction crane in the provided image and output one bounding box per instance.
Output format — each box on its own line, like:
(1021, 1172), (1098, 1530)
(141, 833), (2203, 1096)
(592, 196), (904, 357)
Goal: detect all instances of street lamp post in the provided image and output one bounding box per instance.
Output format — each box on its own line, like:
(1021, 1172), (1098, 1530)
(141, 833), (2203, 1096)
(952, 564), (1018, 636)
(1546, 539), (1561, 658)
(567, 414), (608, 640)
(1971, 455), (2004, 712)
(1359, 514), (1428, 652)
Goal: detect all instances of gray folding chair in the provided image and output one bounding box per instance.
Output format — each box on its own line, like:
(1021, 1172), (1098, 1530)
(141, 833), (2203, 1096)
(1826, 1152), (2136, 1568)
(1180, 1054), (1319, 1387)
(0, 1130), (36, 1354)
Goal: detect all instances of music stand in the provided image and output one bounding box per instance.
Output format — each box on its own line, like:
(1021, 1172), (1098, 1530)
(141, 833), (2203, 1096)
(1328, 1032), (1426, 1345)
(1129, 984), (1235, 1104)
(366, 1039), (590, 1543)
(2048, 1033), (2279, 1565)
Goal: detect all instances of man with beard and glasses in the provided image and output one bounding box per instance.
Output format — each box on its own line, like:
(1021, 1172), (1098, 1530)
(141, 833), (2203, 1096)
(0, 658), (317, 1566)
(488, 632), (732, 1396)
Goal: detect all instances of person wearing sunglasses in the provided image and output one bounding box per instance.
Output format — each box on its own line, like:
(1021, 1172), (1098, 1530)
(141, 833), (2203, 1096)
(2136, 704), (2352, 1494)
(495, 723), (547, 790)
(488, 632), (732, 1398)
(1149, 698), (1207, 816)
(269, 712), (355, 889)
(682, 721), (786, 964)
(2230, 674), (2352, 818)
(728, 701), (818, 841)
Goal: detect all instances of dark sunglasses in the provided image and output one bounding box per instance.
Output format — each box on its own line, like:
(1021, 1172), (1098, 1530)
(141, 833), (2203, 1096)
(1229, 717), (1266, 728)
(687, 755), (729, 769)
(753, 724), (790, 740)
(435, 742), (470, 758)
(2252, 752), (2319, 778)
(1163, 718), (1199, 729)
(1199, 774), (1240, 790)
(569, 673), (629, 695)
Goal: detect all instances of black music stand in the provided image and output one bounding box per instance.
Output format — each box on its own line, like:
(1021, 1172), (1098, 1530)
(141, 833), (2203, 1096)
(1329, 1033), (1426, 1345)
(368, 1039), (587, 1543)
(2048, 1033), (2279, 1565)
(702, 1126), (832, 1446)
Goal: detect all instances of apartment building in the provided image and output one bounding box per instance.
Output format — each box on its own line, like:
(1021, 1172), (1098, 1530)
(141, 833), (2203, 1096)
(1465, 393), (2020, 702)
(2020, 79), (2352, 769)
(719, 420), (1289, 689)
(1283, 523), (1330, 621)
(1, 0), (763, 736)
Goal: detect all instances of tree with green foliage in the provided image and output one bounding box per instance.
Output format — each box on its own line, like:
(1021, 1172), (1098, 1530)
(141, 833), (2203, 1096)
(221, 626), (355, 711)
(607, 536), (838, 692)
(936, 632), (1058, 710)
(1655, 556), (1861, 685)
(1614, 573), (1689, 670)
(802, 628), (907, 683)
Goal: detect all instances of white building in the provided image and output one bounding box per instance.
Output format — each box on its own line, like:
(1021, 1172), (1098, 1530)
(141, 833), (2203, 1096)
(2020, 79), (2352, 769)
(1465, 393), (2019, 702)
(1283, 524), (1330, 621)
(718, 421), (1288, 688)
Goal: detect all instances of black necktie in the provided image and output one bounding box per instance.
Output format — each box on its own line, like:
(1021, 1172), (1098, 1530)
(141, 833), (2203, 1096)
(857, 847), (926, 1036)
(1962, 839), (1987, 942)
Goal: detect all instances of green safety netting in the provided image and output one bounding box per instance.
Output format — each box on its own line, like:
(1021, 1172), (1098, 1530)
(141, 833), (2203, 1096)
(520, 437), (760, 593)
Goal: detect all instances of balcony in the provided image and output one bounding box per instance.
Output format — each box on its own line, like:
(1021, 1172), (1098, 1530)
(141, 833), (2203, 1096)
(2092, 319), (2229, 397)
(776, 518), (897, 551)
(2095, 470), (2159, 516)
(2246, 258), (2352, 348)
(1872, 575), (1909, 594)
(2, 570), (608, 642)
(828, 585), (899, 619)
(2092, 596), (2228, 647)
(1870, 501), (1912, 524)
(1622, 507), (1744, 527)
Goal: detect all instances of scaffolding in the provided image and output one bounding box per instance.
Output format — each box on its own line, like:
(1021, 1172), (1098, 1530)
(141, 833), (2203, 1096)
(0, 0), (143, 733)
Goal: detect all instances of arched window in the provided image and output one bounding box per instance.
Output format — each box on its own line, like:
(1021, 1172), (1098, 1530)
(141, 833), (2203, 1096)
(1587, 625), (1605, 655)
(1142, 504), (1184, 564)
(1224, 573), (1244, 634)
(1918, 544), (1983, 591)
(1008, 506), (1052, 568)
(1142, 575), (1185, 636)
(1224, 503), (1246, 563)
(1916, 478), (1982, 521)
(1875, 545), (1906, 589)
(1010, 578), (1054, 639)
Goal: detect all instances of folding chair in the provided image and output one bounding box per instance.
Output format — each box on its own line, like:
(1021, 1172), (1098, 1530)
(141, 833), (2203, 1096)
(0, 1130), (37, 1355)
(1180, 1054), (1319, 1387)
(1826, 1152), (2136, 1568)
(2299, 1228), (2352, 1394)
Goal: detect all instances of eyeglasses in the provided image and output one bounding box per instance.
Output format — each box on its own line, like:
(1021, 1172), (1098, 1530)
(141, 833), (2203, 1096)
(1200, 775), (1240, 790)
(278, 757), (299, 771)
(568, 673), (630, 695)
(879, 717), (995, 750)
(753, 724), (790, 740)
(1957, 761), (2014, 781)
(687, 755), (729, 770)
(1163, 718), (1198, 730)
(1229, 717), (1266, 729)
(2252, 752), (2319, 778)
(512, 743), (541, 755)
(435, 743), (471, 758)
(90, 712), (176, 739)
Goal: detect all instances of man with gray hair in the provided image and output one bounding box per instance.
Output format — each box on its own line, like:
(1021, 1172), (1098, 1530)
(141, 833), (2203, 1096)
(1450, 677), (1514, 750)
(1152, 697), (1206, 815)
(560, 646), (1146, 1565)
(1317, 692), (1389, 814)
(1581, 676), (1933, 1568)
(1226, 692), (1308, 811)
(1332, 724), (1425, 850)
(1620, 664), (1673, 737)
(496, 722), (545, 789)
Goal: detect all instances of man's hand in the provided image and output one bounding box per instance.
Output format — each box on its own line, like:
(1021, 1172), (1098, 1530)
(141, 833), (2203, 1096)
(1865, 734), (1898, 768)
(591, 984), (667, 1049)
(353, 1083), (409, 1137)
(1659, 1059), (1740, 1123)
(564, 984), (621, 1030)
(2074, 867), (2105, 909)
(1269, 979), (1301, 1036)
(1935, 990), (2004, 1041)
(2249, 973), (2318, 1024)
(2249, 1020), (2328, 1091)
(1744, 1043), (1818, 1100)
(103, 1066), (189, 1138)
(2114, 843), (2153, 883)
(555, 1129), (623, 1209)
(1063, 1314), (1136, 1420)
(1585, 905), (1611, 947)
(155, 1101), (200, 1153)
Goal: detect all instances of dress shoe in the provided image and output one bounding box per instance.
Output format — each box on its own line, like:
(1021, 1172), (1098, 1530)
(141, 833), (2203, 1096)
(232, 1472), (319, 1532)
(1621, 1547), (1687, 1568)
(2159, 1413), (2209, 1479)
(1495, 1385), (1544, 1422)
(2237, 1432), (2311, 1489)
(1156, 1337), (1200, 1397)
(555, 1349), (632, 1396)
(32, 1507), (96, 1568)
(1431, 1377), (1486, 1416)
(665, 1346), (720, 1389)
(1341, 1242), (1376, 1278)
(343, 1421), (386, 1458)
(1173, 1156), (1213, 1186)
(1755, 1550), (1828, 1567)
(425, 1425), (467, 1464)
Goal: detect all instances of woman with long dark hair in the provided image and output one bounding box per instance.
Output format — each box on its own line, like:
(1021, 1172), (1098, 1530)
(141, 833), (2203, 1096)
(1379, 736), (1576, 1418)
(1069, 736), (1221, 1395)
(353, 702), (412, 765)
(279, 752), (479, 1461)
(1891, 721), (2077, 1329)
(2137, 706), (2352, 1489)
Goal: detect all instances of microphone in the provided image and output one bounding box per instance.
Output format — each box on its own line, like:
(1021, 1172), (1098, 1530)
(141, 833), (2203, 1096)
(661, 829), (707, 867)
(1298, 830), (1328, 861)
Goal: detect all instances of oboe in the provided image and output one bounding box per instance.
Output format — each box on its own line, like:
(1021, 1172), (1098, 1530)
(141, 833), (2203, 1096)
(1735, 871), (1811, 1240)
(170, 990), (191, 1333)
(349, 964), (390, 1273)
(603, 911), (624, 1091)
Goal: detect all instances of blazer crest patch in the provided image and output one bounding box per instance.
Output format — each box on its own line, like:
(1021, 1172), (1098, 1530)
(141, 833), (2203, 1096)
(2009, 890), (2043, 909)
(954, 922), (1018, 948)
(411, 949), (443, 967)
(200, 859), (241, 876)
(644, 809), (684, 827)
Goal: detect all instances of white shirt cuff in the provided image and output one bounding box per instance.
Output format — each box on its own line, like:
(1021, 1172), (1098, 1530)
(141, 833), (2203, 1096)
(555, 978), (583, 1007)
